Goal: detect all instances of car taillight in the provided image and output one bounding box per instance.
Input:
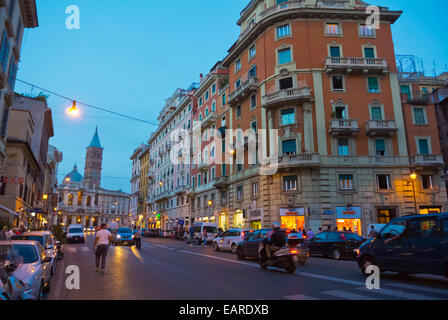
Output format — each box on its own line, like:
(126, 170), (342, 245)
(241, 231), (245, 238)
(290, 250), (298, 254)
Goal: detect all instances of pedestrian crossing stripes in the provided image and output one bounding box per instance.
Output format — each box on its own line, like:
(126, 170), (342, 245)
(356, 287), (443, 300)
(322, 290), (379, 300)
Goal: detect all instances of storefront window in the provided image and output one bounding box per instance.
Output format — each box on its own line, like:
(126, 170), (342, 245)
(280, 215), (305, 231)
(376, 209), (396, 224)
(250, 221), (261, 230)
(234, 210), (245, 228)
(337, 219), (361, 235)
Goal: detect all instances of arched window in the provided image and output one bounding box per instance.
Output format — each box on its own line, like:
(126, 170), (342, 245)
(77, 191), (83, 206)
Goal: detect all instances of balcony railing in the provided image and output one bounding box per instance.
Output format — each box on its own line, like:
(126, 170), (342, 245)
(329, 119), (360, 135)
(316, 0), (350, 9)
(401, 92), (431, 105)
(260, 1), (305, 19)
(410, 154), (444, 167)
(261, 87), (312, 108)
(213, 176), (229, 189)
(228, 77), (258, 105)
(198, 163), (210, 172)
(366, 120), (398, 135)
(278, 153), (321, 169)
(201, 112), (218, 128)
(325, 57), (388, 74)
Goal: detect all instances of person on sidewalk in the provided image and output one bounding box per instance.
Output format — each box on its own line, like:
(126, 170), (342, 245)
(93, 224), (112, 273)
(135, 227), (142, 249)
(306, 228), (314, 240)
(202, 229), (208, 246)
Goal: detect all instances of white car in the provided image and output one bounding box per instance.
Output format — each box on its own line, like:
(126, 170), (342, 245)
(66, 224), (86, 243)
(9, 240), (53, 300)
(213, 229), (252, 253)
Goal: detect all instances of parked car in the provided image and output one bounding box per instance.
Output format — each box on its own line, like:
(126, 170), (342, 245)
(192, 223), (218, 244)
(357, 213), (448, 278)
(307, 231), (366, 260)
(11, 231), (59, 275)
(66, 224), (85, 243)
(213, 229), (252, 253)
(0, 242), (34, 300)
(9, 240), (53, 300)
(111, 227), (134, 246)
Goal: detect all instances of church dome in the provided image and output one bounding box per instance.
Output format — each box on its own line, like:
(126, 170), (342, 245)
(63, 164), (83, 184)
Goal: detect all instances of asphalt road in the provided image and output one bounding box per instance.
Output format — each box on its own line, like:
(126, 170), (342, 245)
(47, 234), (448, 300)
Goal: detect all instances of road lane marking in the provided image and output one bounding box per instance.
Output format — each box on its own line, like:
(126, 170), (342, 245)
(152, 244), (176, 251)
(356, 287), (442, 300)
(68, 248), (76, 253)
(322, 290), (379, 300)
(387, 282), (448, 296)
(81, 247), (90, 252)
(295, 271), (365, 286)
(285, 294), (320, 300)
(179, 250), (257, 268)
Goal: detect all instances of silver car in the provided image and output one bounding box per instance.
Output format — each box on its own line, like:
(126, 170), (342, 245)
(10, 240), (53, 300)
(11, 231), (58, 276)
(0, 242), (34, 300)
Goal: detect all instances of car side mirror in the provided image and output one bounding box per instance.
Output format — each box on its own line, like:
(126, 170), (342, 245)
(43, 256), (52, 264)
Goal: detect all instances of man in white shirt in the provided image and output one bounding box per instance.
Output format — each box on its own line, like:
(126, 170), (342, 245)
(93, 224), (112, 273)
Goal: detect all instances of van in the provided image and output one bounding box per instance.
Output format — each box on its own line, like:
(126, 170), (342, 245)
(192, 223), (218, 243)
(357, 213), (448, 277)
(66, 224), (85, 243)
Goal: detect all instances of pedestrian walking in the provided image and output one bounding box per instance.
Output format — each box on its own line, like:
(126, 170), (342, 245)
(93, 223), (112, 273)
(0, 226), (9, 240)
(135, 227), (142, 249)
(306, 228), (314, 240)
(202, 229), (208, 246)
(368, 225), (378, 238)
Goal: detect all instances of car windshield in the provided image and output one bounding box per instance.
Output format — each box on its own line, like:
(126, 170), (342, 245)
(117, 228), (132, 234)
(69, 228), (83, 233)
(12, 244), (38, 264)
(11, 235), (44, 246)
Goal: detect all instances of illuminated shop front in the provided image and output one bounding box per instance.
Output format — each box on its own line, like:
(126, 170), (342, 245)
(233, 209), (245, 228)
(419, 206), (441, 215)
(249, 209), (262, 230)
(219, 213), (228, 230)
(336, 206), (362, 235)
(280, 208), (305, 231)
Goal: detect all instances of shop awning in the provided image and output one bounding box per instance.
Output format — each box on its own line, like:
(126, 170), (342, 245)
(0, 204), (20, 217)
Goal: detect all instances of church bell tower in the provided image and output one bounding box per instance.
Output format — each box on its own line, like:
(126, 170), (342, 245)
(84, 127), (103, 189)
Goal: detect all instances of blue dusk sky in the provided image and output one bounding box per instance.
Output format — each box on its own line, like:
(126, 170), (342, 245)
(15, 0), (448, 193)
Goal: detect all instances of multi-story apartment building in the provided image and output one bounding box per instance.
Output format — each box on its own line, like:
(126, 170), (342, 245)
(432, 85), (448, 178)
(132, 0), (448, 236)
(57, 129), (130, 228)
(130, 144), (145, 227)
(137, 144), (149, 226)
(190, 63), (229, 227)
(219, 0), (447, 235)
(147, 84), (198, 231)
(0, 0), (38, 176)
(399, 73), (448, 215)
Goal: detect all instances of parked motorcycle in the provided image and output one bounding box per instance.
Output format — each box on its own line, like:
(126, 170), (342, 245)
(258, 238), (298, 274)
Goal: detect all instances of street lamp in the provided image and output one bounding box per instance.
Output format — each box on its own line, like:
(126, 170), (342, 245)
(67, 101), (80, 117)
(410, 172), (418, 215)
(42, 194), (48, 200)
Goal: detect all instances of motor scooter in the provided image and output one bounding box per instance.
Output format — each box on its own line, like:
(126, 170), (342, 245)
(258, 238), (298, 274)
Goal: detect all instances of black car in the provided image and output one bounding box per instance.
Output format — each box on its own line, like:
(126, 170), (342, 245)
(307, 231), (366, 260)
(357, 213), (448, 277)
(236, 229), (271, 260)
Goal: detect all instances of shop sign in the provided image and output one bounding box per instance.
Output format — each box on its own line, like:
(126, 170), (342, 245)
(280, 208), (305, 216)
(0, 176), (25, 184)
(336, 207), (362, 219)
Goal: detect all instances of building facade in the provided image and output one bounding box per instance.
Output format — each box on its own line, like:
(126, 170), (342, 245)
(0, 0), (38, 176)
(57, 129), (130, 228)
(132, 0), (448, 236)
(130, 144), (145, 227)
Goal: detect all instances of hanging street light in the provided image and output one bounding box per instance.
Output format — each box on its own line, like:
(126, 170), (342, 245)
(67, 100), (80, 117)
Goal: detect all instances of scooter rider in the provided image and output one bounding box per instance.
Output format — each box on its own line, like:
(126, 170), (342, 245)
(265, 223), (286, 259)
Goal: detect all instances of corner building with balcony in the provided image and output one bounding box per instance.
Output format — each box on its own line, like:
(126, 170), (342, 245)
(221, 0), (447, 235)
